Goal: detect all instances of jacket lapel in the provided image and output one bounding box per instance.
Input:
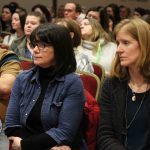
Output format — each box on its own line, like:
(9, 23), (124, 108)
(112, 80), (127, 133)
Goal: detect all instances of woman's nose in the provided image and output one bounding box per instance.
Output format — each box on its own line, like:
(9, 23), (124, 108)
(32, 45), (39, 52)
(116, 44), (123, 53)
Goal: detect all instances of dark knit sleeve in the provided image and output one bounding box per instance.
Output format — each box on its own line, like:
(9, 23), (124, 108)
(21, 133), (57, 150)
(97, 77), (126, 150)
(5, 127), (22, 137)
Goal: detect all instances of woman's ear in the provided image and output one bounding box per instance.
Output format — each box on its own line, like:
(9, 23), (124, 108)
(70, 32), (74, 39)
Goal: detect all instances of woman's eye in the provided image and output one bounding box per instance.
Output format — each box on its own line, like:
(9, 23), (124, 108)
(123, 41), (129, 45)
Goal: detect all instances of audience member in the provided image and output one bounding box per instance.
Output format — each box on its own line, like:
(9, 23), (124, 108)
(31, 4), (52, 22)
(5, 23), (86, 150)
(119, 5), (131, 20)
(97, 18), (150, 149)
(0, 4), (17, 32)
(56, 18), (93, 73)
(133, 7), (146, 18)
(0, 48), (21, 123)
(86, 6), (110, 34)
(9, 2), (19, 11)
(15, 7), (27, 14)
(107, 14), (115, 33)
(105, 3), (121, 27)
(3, 10), (27, 46)
(78, 17), (116, 74)
(64, 1), (85, 23)
(10, 11), (47, 59)
(57, 5), (65, 18)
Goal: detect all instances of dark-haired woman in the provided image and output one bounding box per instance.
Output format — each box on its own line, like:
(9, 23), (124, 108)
(31, 4), (52, 22)
(10, 11), (47, 59)
(1, 4), (17, 32)
(5, 24), (86, 150)
(3, 11), (27, 46)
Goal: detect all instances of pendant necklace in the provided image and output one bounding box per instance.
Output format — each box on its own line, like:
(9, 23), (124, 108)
(125, 83), (148, 147)
(130, 83), (148, 102)
(131, 91), (136, 101)
(125, 84), (148, 129)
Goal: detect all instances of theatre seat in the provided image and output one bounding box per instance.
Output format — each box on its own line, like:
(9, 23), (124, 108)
(76, 70), (100, 101)
(19, 57), (33, 70)
(92, 62), (105, 82)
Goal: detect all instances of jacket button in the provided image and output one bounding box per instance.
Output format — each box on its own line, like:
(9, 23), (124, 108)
(25, 113), (28, 116)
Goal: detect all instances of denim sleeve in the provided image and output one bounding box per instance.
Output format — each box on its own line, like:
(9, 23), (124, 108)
(46, 76), (85, 144)
(5, 74), (22, 129)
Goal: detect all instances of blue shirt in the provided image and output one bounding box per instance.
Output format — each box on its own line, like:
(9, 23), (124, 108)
(5, 67), (86, 147)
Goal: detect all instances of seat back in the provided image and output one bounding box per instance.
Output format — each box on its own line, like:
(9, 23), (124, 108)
(92, 63), (105, 82)
(77, 70), (100, 101)
(19, 57), (33, 70)
(9, 142), (12, 150)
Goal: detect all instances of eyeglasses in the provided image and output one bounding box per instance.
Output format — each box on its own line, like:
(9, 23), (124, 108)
(30, 42), (52, 52)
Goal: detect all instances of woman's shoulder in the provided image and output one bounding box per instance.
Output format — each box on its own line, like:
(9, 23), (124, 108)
(17, 68), (36, 81)
(103, 76), (127, 89)
(62, 73), (85, 95)
(64, 72), (80, 82)
(16, 34), (26, 40)
(10, 35), (26, 51)
(63, 72), (83, 86)
(11, 35), (26, 45)
(2, 35), (9, 44)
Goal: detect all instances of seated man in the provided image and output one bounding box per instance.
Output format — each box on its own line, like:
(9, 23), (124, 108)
(0, 48), (21, 122)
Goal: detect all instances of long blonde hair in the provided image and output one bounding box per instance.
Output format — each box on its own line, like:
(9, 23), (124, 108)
(111, 17), (150, 82)
(84, 17), (111, 43)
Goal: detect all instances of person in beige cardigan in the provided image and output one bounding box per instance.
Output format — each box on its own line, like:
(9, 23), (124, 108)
(0, 48), (21, 123)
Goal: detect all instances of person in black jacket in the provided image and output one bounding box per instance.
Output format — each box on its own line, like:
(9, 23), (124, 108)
(97, 18), (150, 150)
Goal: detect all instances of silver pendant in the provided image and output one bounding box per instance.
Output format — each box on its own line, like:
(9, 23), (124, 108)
(132, 95), (136, 101)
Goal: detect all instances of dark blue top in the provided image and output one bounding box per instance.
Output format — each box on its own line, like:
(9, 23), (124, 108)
(126, 86), (150, 150)
(5, 67), (86, 149)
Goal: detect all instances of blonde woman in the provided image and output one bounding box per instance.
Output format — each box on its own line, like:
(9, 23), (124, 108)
(56, 18), (93, 73)
(97, 18), (150, 149)
(78, 17), (116, 74)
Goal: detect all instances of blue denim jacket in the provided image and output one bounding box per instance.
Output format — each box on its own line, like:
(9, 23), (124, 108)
(5, 67), (86, 147)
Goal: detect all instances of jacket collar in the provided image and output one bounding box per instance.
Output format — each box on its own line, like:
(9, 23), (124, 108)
(30, 67), (65, 84)
(112, 79), (127, 132)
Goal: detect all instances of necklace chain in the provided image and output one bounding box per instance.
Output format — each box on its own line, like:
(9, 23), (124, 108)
(125, 84), (148, 129)
(129, 81), (148, 93)
(129, 82), (148, 101)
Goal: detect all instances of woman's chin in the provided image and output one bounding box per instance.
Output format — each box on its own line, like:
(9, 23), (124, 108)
(33, 61), (41, 66)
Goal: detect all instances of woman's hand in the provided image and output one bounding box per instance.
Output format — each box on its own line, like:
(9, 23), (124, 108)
(8, 136), (22, 150)
(50, 145), (71, 150)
